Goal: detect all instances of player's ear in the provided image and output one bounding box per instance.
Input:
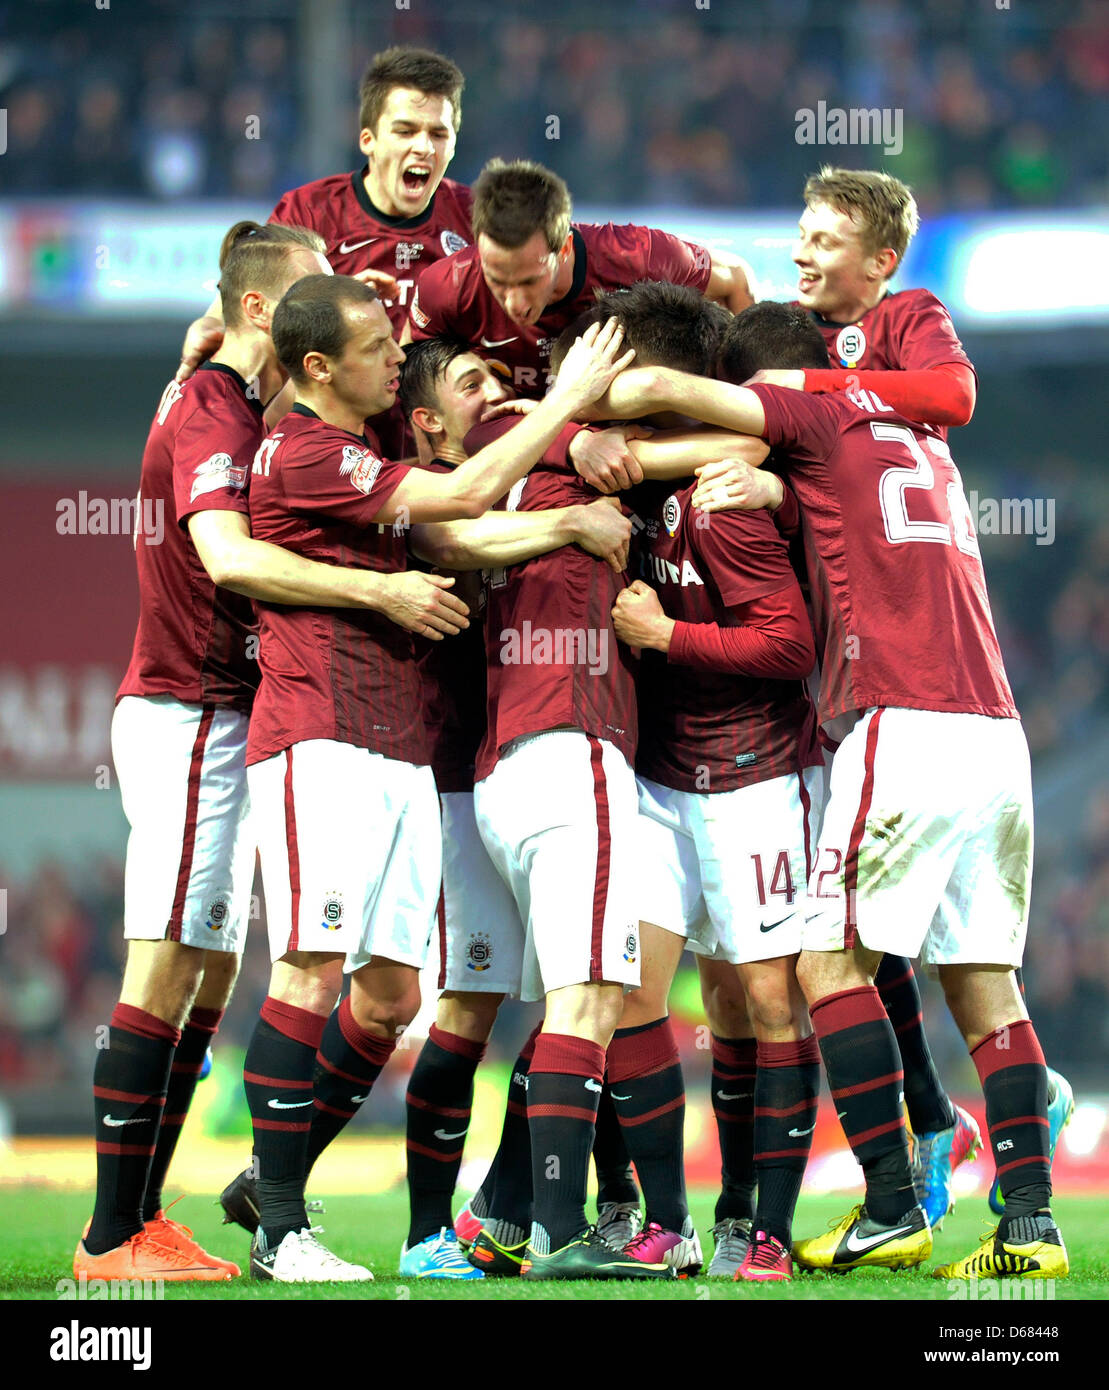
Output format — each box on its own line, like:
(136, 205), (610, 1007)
(303, 350), (330, 384)
(557, 232), (574, 263)
(359, 126), (375, 158)
(241, 289), (271, 333)
(410, 405), (442, 439)
(872, 247), (898, 282)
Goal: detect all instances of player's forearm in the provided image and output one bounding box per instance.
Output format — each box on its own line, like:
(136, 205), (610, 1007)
(802, 363), (976, 426)
(668, 612), (814, 679)
(207, 535), (387, 609)
(707, 254), (756, 314)
(628, 430), (769, 480)
(409, 508), (581, 572)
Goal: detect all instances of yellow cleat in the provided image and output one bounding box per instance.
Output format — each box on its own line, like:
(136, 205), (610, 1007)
(933, 1218), (1068, 1280)
(793, 1203), (932, 1273)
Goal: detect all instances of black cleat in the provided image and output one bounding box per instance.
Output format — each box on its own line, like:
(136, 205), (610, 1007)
(467, 1228), (527, 1277)
(520, 1226), (675, 1281)
(220, 1168), (323, 1234)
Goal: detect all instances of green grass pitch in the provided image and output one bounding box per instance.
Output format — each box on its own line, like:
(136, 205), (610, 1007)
(3, 1187), (1107, 1301)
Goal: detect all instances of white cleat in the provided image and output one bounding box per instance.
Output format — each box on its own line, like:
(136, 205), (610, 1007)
(250, 1227), (373, 1283)
(706, 1217), (753, 1277)
(596, 1200), (643, 1249)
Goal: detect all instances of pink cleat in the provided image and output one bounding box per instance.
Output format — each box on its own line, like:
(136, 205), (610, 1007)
(735, 1230), (792, 1283)
(453, 1199), (484, 1250)
(623, 1221), (702, 1276)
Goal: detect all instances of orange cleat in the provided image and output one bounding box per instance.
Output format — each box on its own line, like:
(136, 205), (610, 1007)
(74, 1221), (235, 1282)
(145, 1202), (240, 1277)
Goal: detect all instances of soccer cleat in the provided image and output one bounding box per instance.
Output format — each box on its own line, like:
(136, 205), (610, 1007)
(706, 1217), (753, 1277)
(399, 1228), (484, 1279)
(933, 1215), (1068, 1280)
(453, 1198), (484, 1250)
(520, 1226), (675, 1281)
(915, 1104), (982, 1230)
(467, 1228), (527, 1276)
(988, 1069), (1074, 1216)
(596, 1199), (643, 1249)
(74, 1224), (234, 1282)
(219, 1167), (324, 1233)
(249, 1227), (372, 1282)
(793, 1203), (932, 1273)
(145, 1203), (240, 1276)
(735, 1230), (792, 1283)
(623, 1221), (703, 1275)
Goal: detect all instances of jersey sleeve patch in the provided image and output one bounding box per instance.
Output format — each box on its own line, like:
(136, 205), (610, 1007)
(190, 452), (248, 502)
(340, 444), (384, 495)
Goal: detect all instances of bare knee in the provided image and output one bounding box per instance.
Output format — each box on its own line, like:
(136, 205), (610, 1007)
(738, 960), (800, 1037)
(194, 950), (241, 1012)
(437, 991), (503, 1044)
(349, 962), (422, 1039)
(697, 958), (751, 1038)
(270, 954), (343, 1016)
(119, 940), (206, 1029)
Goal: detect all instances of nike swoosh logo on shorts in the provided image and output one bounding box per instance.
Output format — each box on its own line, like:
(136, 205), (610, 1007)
(844, 1223), (915, 1254)
(788, 1123), (816, 1137)
(760, 917), (790, 932)
(267, 1098), (314, 1110)
(434, 1128), (468, 1141)
(480, 335), (519, 348)
(584, 1078), (603, 1093)
(102, 1115), (150, 1127)
(338, 238), (379, 254)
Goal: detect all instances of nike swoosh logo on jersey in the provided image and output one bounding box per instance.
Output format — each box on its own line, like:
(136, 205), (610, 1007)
(434, 1128), (468, 1142)
(102, 1115), (150, 1127)
(267, 1098), (314, 1110)
(480, 335), (519, 348)
(843, 1222), (915, 1254)
(338, 238), (379, 254)
(760, 917), (790, 932)
(584, 1078), (603, 1093)
(788, 1123), (817, 1137)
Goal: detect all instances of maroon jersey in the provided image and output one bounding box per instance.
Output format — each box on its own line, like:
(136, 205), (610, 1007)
(471, 420), (638, 781)
(118, 363), (261, 712)
(413, 461), (488, 793)
(269, 170), (472, 335)
(627, 483), (820, 794)
(246, 405), (425, 766)
(751, 384), (1017, 726)
(410, 222), (713, 396)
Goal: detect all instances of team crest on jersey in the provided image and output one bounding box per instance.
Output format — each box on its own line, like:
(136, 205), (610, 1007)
(395, 241), (423, 271)
(190, 452), (248, 503)
(440, 230), (468, 256)
(340, 444), (383, 496)
(465, 933), (493, 971)
(663, 495), (682, 537)
(623, 930), (638, 963)
(321, 893), (344, 931)
(206, 898), (229, 932)
(835, 324), (866, 368)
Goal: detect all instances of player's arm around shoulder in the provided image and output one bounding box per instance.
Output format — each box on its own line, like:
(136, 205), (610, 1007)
(705, 250), (756, 314)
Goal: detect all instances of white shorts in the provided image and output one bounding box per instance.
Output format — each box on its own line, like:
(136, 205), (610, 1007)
(473, 731), (642, 1003)
(249, 739), (440, 969)
(437, 791), (525, 996)
(636, 768), (823, 964)
(803, 708), (1033, 966)
(112, 695), (254, 953)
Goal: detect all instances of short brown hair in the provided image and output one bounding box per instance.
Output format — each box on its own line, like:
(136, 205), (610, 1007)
(472, 159), (572, 254)
(358, 46), (464, 135)
(218, 220), (326, 329)
(803, 166), (919, 271)
(272, 274), (380, 384)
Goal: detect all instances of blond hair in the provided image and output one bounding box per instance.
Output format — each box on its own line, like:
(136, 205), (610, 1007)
(803, 166), (919, 271)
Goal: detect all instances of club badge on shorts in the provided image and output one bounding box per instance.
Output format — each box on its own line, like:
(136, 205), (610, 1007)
(206, 898), (229, 931)
(322, 892), (344, 931)
(623, 930), (638, 963)
(465, 932), (493, 971)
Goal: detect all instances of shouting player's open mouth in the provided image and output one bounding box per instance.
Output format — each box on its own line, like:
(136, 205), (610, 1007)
(402, 165), (432, 196)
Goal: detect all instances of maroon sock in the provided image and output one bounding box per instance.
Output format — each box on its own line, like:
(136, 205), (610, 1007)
(608, 1017), (688, 1232)
(972, 1019), (1051, 1225)
(710, 1035), (757, 1224)
(306, 995), (396, 1172)
(142, 1005), (222, 1222)
(406, 1023), (486, 1246)
(754, 1035), (821, 1246)
(86, 1004), (181, 1255)
(244, 996), (327, 1245)
(527, 1033), (605, 1252)
(810, 986), (914, 1225)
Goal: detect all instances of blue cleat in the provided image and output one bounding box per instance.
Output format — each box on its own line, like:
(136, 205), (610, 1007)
(988, 1068), (1074, 1216)
(915, 1104), (982, 1230)
(399, 1228), (485, 1279)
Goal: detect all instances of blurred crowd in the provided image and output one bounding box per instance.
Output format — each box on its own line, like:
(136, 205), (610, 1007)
(1, 0), (1106, 209)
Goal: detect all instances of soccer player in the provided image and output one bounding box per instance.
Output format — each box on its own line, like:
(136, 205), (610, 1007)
(407, 157), (753, 491)
(392, 338), (634, 1277)
(620, 300), (1067, 1280)
(73, 221), (468, 1285)
(239, 276), (634, 1280)
(176, 45), (472, 454)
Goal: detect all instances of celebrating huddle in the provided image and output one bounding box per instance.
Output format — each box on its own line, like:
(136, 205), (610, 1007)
(75, 44), (1072, 1290)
